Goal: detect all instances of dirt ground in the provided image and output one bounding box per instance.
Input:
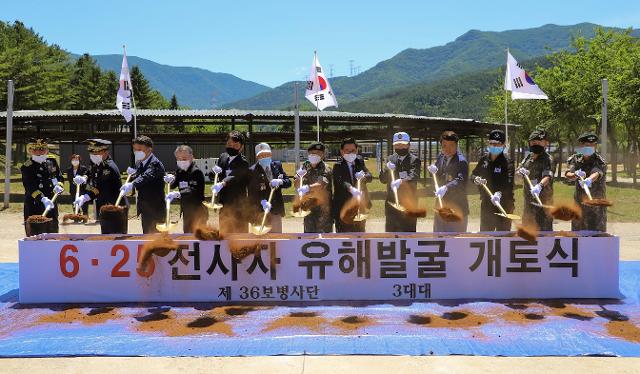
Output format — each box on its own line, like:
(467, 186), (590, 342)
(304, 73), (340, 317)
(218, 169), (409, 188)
(0, 212), (637, 261)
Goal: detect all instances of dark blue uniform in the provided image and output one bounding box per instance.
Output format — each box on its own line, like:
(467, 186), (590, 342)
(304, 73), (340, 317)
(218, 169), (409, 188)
(171, 163), (208, 233)
(132, 154), (166, 234)
(21, 157), (63, 234)
(472, 152), (515, 231)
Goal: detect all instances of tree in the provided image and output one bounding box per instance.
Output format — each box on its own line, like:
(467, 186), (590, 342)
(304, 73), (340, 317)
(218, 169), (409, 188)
(170, 94), (179, 109)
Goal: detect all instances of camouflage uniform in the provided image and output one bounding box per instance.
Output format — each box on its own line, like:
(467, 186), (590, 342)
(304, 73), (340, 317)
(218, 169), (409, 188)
(566, 152), (607, 232)
(300, 160), (333, 233)
(519, 152), (554, 231)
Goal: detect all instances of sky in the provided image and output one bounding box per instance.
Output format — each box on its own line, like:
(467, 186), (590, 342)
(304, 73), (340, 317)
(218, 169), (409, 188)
(3, 0), (639, 87)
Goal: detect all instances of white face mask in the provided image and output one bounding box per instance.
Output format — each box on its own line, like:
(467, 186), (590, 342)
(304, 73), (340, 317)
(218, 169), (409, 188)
(308, 154), (322, 165)
(90, 154), (103, 165)
(134, 151), (146, 162)
(71, 160), (80, 167)
(343, 153), (357, 163)
(176, 160), (191, 171)
(32, 155), (47, 163)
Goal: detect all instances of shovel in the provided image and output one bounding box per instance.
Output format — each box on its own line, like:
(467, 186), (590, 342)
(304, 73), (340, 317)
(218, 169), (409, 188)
(517, 168), (554, 209)
(63, 178), (90, 224)
(291, 169), (311, 218)
(249, 186), (276, 235)
(203, 170), (223, 212)
(477, 179), (521, 220)
(352, 177), (368, 222)
(156, 179), (177, 233)
(42, 191), (61, 217)
(388, 168), (406, 212)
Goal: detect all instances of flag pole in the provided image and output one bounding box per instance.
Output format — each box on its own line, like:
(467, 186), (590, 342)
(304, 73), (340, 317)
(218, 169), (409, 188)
(504, 48), (509, 147)
(124, 45), (138, 139)
(294, 82), (301, 169)
(314, 50), (320, 142)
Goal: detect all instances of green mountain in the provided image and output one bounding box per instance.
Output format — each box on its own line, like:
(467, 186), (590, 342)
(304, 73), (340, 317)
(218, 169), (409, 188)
(227, 23), (638, 111)
(89, 54), (270, 108)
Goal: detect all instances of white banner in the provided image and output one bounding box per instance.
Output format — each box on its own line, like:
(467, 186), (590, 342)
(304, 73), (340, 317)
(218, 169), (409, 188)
(19, 234), (619, 303)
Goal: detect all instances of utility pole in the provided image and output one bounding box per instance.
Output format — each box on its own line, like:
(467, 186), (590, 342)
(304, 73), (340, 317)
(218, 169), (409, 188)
(4, 80), (14, 209)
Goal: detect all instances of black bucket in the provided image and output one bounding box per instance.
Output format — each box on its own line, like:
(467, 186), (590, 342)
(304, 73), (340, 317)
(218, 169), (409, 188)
(99, 205), (128, 234)
(25, 216), (54, 236)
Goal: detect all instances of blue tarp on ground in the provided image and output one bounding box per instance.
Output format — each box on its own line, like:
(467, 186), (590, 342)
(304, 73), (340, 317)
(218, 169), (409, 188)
(0, 262), (639, 357)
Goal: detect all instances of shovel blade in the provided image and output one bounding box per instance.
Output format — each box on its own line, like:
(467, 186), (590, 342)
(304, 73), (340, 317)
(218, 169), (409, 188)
(353, 213), (368, 222)
(249, 224), (272, 236)
(155, 223), (176, 232)
(495, 212), (521, 220)
(530, 202), (554, 209)
(203, 202), (223, 211)
(291, 210), (312, 218)
(388, 202), (406, 212)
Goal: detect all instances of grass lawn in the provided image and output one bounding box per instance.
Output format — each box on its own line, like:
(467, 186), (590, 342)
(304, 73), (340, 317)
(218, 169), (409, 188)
(1, 160), (637, 222)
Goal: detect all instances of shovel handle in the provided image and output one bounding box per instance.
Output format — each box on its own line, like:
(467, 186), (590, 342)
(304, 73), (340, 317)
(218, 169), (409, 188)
(577, 175), (593, 200)
(114, 174), (132, 207)
(479, 182), (509, 217)
(210, 172), (220, 205)
(259, 187), (277, 232)
(42, 192), (61, 217)
(74, 182), (82, 215)
(389, 169), (401, 207)
(522, 173), (544, 207)
(429, 170), (444, 208)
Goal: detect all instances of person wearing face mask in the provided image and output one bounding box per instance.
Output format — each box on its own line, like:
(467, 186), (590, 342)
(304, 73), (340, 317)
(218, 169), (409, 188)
(75, 139), (128, 233)
(518, 129), (554, 231)
(66, 154), (89, 216)
(167, 145), (207, 233)
(247, 143), (291, 233)
(471, 129), (515, 231)
(120, 135), (166, 234)
(210, 130), (250, 233)
(379, 132), (421, 232)
(432, 131), (469, 232)
(21, 138), (64, 235)
(332, 138), (372, 232)
(565, 132), (607, 232)
(297, 141), (333, 233)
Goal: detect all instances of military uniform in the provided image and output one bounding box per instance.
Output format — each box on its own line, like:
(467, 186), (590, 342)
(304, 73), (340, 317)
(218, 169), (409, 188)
(566, 152), (607, 232)
(519, 131), (554, 231)
(171, 162), (208, 233)
(380, 151), (421, 232)
(433, 151), (469, 232)
(21, 139), (64, 235)
(300, 159), (333, 233)
(332, 155), (373, 232)
(213, 152), (250, 233)
(132, 154), (166, 234)
(472, 152), (515, 231)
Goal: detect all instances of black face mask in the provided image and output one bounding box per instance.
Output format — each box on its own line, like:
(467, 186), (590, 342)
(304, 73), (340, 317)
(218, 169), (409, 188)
(226, 147), (240, 156)
(529, 144), (545, 154)
(395, 148), (409, 156)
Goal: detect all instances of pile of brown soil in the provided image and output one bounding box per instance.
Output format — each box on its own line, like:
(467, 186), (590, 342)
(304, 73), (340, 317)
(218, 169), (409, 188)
(138, 234), (180, 273)
(330, 315), (375, 332)
(99, 204), (125, 216)
(435, 206), (462, 222)
(606, 321), (640, 343)
(134, 310), (234, 337)
(407, 310), (488, 328)
(62, 213), (89, 223)
(516, 224), (539, 242)
(36, 307), (120, 326)
(583, 198), (613, 207)
(26, 215), (52, 223)
(263, 311), (328, 333)
(85, 235), (117, 241)
(550, 203), (582, 221)
(194, 224), (224, 241)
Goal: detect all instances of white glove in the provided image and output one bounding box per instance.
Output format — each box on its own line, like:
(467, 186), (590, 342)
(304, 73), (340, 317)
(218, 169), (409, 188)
(74, 194), (90, 207)
(517, 167), (530, 176)
(212, 182), (224, 194)
(579, 178), (592, 188)
(212, 165), (223, 174)
(261, 199), (272, 213)
(386, 161), (396, 171)
(120, 182), (133, 194)
(473, 176), (486, 185)
(428, 164), (438, 174)
(53, 185), (64, 194)
(297, 185), (310, 196)
(41, 196), (54, 210)
(575, 169), (586, 179)
(530, 183), (543, 196)
(435, 185), (448, 198)
(490, 192), (502, 206)
(163, 174), (175, 184)
(270, 178), (284, 188)
(166, 191), (181, 201)
(73, 175), (87, 185)
(349, 186), (362, 198)
(296, 167), (306, 178)
(354, 170), (366, 180)
(126, 167), (137, 176)
(390, 178), (402, 190)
